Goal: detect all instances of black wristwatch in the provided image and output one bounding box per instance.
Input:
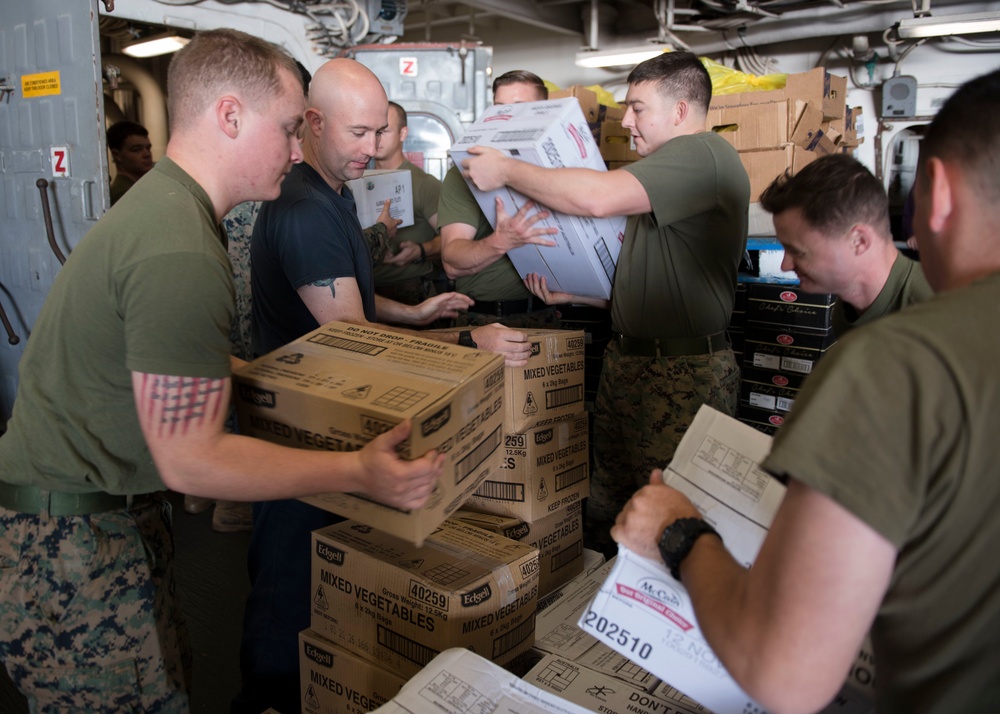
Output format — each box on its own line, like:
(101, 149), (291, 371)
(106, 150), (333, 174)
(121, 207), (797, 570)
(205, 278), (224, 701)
(458, 330), (478, 348)
(658, 517), (721, 581)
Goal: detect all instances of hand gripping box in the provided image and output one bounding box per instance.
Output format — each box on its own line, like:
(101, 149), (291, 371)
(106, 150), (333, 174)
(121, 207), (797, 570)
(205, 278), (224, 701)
(464, 413), (590, 522)
(299, 629), (406, 714)
(450, 98), (626, 300)
(233, 321), (505, 544)
(452, 500), (585, 598)
(310, 518), (540, 679)
(346, 169), (414, 229)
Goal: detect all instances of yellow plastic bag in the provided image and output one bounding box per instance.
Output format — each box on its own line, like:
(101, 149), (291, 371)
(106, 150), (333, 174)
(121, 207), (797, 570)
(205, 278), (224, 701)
(702, 57), (786, 96)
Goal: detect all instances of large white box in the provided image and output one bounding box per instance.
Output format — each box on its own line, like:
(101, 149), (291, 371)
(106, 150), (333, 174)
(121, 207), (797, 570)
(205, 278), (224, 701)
(579, 406), (876, 714)
(346, 169), (414, 229)
(450, 98), (626, 300)
(370, 648), (592, 714)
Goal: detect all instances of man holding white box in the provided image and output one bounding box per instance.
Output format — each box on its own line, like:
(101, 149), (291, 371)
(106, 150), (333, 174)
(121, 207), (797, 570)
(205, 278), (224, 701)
(612, 70), (1000, 714)
(439, 70), (563, 329)
(464, 52), (750, 556)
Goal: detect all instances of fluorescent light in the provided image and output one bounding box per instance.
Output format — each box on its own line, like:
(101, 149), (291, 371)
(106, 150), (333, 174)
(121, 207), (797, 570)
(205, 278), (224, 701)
(896, 11), (1000, 39)
(123, 34), (190, 58)
(575, 46), (670, 69)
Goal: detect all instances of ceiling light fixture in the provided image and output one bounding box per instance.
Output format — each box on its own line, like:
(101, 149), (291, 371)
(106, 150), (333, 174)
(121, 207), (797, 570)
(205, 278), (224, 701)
(574, 45), (671, 69)
(895, 11), (1000, 39)
(123, 33), (190, 58)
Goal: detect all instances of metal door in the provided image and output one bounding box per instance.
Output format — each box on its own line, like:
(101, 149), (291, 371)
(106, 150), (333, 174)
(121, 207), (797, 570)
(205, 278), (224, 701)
(0, 0), (107, 423)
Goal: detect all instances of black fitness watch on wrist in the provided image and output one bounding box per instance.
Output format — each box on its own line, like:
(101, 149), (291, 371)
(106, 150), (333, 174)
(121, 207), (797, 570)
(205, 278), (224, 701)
(658, 517), (721, 581)
(458, 330), (478, 348)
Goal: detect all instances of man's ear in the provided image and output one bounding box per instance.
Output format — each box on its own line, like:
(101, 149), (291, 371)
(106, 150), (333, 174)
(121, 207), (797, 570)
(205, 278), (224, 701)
(850, 224), (876, 256)
(399, 125), (409, 144)
(217, 96), (241, 139)
(674, 99), (689, 125)
(925, 157), (954, 235)
(304, 107), (324, 137)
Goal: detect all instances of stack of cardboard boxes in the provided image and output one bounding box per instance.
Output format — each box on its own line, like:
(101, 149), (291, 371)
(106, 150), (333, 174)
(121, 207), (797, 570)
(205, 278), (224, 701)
(708, 67), (858, 203)
(232, 322), (596, 712)
(457, 328), (591, 600)
(736, 284), (838, 434)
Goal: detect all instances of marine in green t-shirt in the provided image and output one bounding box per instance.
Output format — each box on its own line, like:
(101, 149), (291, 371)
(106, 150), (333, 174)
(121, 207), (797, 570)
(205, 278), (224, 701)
(758, 154), (933, 336)
(462, 53), (749, 555)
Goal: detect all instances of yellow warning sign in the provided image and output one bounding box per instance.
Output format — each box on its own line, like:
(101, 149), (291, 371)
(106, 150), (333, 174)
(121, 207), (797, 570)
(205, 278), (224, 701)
(22, 71), (61, 98)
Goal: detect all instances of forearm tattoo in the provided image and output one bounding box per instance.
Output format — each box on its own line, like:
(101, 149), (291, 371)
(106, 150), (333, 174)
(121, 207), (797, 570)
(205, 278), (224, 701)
(141, 374), (227, 437)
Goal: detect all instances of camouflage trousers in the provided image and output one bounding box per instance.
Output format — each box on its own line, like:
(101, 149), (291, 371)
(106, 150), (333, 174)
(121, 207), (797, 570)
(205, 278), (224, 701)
(0, 494), (192, 712)
(586, 340), (740, 557)
(375, 276), (437, 307)
(452, 306), (562, 329)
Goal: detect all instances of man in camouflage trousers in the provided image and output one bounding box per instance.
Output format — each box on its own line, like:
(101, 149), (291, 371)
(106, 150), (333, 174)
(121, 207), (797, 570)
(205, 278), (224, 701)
(463, 52), (749, 556)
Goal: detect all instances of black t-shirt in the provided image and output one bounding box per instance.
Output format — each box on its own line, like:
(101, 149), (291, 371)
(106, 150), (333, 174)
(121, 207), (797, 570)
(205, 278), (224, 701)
(251, 162), (377, 356)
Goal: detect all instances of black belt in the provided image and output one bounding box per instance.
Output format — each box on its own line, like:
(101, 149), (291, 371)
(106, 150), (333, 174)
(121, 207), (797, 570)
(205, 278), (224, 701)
(470, 296), (548, 317)
(614, 331), (729, 357)
(0, 481), (133, 516)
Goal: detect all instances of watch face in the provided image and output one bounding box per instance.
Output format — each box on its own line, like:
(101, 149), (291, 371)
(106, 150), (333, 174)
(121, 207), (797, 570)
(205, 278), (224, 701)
(664, 526), (689, 553)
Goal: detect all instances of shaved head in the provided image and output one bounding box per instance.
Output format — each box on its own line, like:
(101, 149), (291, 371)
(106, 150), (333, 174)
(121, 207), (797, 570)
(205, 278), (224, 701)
(303, 58), (390, 191)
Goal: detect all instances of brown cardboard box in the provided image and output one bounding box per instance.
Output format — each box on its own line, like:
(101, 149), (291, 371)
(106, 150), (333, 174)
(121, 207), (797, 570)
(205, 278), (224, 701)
(465, 413), (590, 521)
(712, 67), (847, 121)
(549, 85), (601, 124)
(233, 321), (505, 544)
(452, 500), (585, 598)
(599, 120), (641, 162)
(709, 100), (793, 151)
(738, 145), (818, 201)
(505, 328), (586, 433)
(310, 518), (539, 678)
(298, 629), (405, 713)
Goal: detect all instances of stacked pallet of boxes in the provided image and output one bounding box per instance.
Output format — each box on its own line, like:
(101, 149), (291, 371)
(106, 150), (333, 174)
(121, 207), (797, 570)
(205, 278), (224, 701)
(456, 328), (592, 602)
(738, 284), (838, 434)
(708, 68), (861, 233)
(231, 321), (543, 712)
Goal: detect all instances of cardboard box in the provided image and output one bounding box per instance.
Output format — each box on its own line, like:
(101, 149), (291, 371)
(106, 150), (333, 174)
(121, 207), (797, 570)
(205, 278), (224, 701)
(739, 144), (818, 202)
(743, 323), (837, 375)
(737, 403), (787, 436)
(549, 85), (601, 124)
(712, 67), (847, 121)
(310, 518), (539, 678)
(371, 647), (593, 714)
(299, 629), (405, 714)
(450, 98), (627, 300)
(233, 321), (505, 544)
(505, 328), (587, 433)
(525, 654), (708, 714)
(599, 120), (642, 162)
(537, 547), (606, 613)
(709, 100), (793, 151)
(465, 413), (590, 522)
(740, 371), (799, 413)
(746, 283), (836, 330)
(345, 169), (414, 229)
(533, 557), (662, 693)
(452, 500), (585, 598)
(579, 407), (785, 712)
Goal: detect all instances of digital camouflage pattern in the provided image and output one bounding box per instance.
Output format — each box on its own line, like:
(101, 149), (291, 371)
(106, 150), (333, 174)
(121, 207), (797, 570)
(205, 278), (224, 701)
(587, 341), (740, 557)
(0, 495), (191, 711)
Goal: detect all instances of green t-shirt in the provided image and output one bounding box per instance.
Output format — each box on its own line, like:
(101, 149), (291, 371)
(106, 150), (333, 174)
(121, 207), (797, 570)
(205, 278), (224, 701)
(109, 172), (135, 206)
(374, 160), (440, 286)
(613, 132), (749, 338)
(438, 165), (532, 301)
(0, 157), (234, 495)
(763, 272), (1000, 713)
(833, 250), (933, 334)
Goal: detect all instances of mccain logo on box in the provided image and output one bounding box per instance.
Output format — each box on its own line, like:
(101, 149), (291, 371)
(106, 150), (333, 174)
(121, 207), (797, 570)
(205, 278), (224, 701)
(304, 641), (335, 668)
(238, 384), (276, 409)
(315, 541), (346, 567)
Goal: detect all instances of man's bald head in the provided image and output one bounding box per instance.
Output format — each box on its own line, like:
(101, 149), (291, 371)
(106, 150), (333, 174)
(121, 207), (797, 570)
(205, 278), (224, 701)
(303, 58), (390, 191)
